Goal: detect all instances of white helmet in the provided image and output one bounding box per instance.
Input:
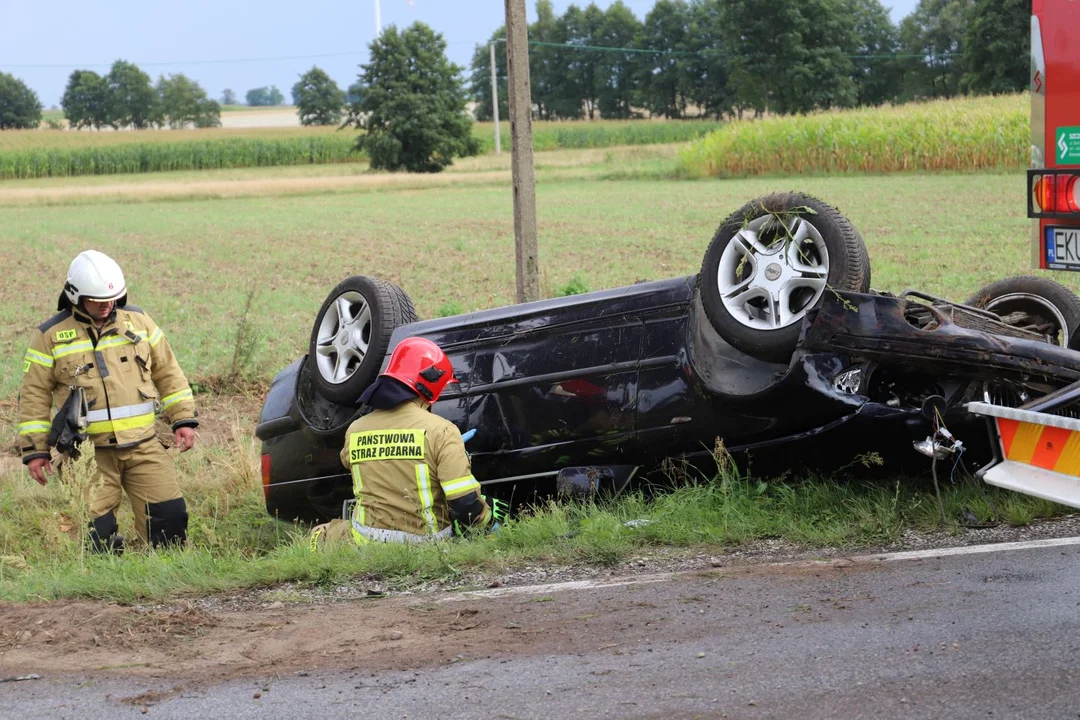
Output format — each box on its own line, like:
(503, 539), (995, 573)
(60, 250), (127, 310)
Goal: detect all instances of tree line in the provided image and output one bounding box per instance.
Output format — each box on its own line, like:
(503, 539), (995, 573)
(469, 0), (1029, 120)
(0, 64), (350, 130)
(55, 62), (222, 130)
(0, 0), (1027, 132)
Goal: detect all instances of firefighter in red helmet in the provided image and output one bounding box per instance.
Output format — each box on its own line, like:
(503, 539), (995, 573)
(310, 337), (494, 547)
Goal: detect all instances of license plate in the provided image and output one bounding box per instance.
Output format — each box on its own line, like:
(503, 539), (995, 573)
(1046, 226), (1080, 270)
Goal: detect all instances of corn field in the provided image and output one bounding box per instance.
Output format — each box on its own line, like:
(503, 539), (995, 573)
(679, 94), (1029, 178)
(0, 135), (361, 179)
(0, 119), (727, 180)
(0, 123), (355, 150)
(473, 119), (724, 153)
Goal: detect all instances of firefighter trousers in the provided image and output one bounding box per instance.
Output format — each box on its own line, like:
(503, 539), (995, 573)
(308, 519), (354, 550)
(79, 440), (187, 546)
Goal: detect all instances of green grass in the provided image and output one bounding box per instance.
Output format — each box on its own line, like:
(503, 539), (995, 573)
(0, 151), (1075, 604)
(556, 274), (592, 296)
(1, 169), (1074, 400)
(0, 437), (1067, 603)
(680, 94), (1028, 177)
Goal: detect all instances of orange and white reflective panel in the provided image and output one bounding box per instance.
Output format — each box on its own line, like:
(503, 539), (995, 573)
(995, 416), (1080, 476)
(967, 401), (1080, 510)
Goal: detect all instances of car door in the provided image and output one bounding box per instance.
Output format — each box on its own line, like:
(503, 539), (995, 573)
(461, 294), (644, 481)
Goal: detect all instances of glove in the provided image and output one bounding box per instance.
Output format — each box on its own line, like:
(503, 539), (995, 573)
(486, 496), (509, 525)
(461, 428), (477, 444)
(48, 386), (89, 457)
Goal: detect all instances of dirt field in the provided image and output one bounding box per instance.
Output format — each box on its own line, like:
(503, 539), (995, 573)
(0, 557), (918, 688)
(218, 108), (300, 129)
(0, 169), (513, 204)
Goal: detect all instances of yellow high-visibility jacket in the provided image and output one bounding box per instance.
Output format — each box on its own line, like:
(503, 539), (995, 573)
(17, 305), (197, 464)
(338, 398), (490, 542)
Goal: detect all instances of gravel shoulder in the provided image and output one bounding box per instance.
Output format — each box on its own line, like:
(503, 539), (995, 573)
(2, 514), (1078, 686)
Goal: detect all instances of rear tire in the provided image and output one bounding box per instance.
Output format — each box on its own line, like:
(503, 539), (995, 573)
(309, 275), (418, 404)
(698, 192), (871, 363)
(965, 276), (1080, 348)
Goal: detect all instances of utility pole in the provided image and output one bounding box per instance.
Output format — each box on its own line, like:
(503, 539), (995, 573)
(489, 42), (501, 156)
(504, 0), (540, 303)
(374, 0), (382, 36)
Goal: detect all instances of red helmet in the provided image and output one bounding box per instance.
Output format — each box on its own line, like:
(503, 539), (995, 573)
(382, 337), (457, 403)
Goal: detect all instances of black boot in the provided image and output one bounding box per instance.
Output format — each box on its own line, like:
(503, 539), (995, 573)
(87, 511), (125, 555)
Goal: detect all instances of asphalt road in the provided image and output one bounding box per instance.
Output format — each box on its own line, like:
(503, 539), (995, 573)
(7, 539), (1080, 719)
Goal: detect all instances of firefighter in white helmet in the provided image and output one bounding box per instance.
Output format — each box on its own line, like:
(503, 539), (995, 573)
(17, 250), (198, 552)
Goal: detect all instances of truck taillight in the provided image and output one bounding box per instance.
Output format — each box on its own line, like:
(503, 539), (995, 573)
(261, 454), (272, 500)
(1030, 171), (1080, 216)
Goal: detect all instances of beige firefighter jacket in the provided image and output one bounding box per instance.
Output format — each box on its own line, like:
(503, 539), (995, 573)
(18, 305), (197, 463)
(338, 398), (490, 540)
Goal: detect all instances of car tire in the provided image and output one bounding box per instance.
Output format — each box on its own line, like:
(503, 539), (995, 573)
(699, 192), (871, 363)
(309, 275), (418, 404)
(965, 275), (1080, 348)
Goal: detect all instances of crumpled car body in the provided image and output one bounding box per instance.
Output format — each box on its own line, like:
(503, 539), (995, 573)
(256, 274), (1080, 523)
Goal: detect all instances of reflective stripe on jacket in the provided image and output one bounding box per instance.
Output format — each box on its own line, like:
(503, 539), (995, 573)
(338, 398), (490, 541)
(17, 306), (196, 461)
(349, 520), (453, 544)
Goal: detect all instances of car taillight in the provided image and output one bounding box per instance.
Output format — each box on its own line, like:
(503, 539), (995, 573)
(261, 454), (272, 500)
(1034, 174), (1080, 214)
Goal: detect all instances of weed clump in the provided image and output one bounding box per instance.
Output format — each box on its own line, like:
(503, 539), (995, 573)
(556, 275), (592, 297)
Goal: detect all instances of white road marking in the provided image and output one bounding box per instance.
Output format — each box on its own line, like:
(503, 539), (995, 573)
(849, 535), (1080, 563)
(442, 535), (1080, 602)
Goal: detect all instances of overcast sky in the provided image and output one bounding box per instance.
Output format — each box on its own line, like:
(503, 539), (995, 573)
(0, 0), (920, 107)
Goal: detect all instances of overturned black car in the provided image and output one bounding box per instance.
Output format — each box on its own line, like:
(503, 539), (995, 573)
(256, 193), (1080, 523)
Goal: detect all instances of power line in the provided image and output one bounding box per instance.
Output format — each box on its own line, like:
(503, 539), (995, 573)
(526, 40), (700, 57)
(505, 39), (964, 60)
(0, 43), (963, 71)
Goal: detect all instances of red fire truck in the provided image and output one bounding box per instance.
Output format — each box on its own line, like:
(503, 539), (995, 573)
(967, 0), (1080, 509)
(1029, 0), (1080, 270)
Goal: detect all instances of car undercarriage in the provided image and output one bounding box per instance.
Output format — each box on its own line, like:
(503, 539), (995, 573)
(256, 193), (1080, 523)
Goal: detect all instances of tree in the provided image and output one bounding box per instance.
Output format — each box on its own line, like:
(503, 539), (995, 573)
(193, 99), (222, 128)
(221, 88), (237, 105)
(292, 67), (346, 126)
(529, 0), (571, 119)
(897, 0), (974, 100)
(156, 74), (221, 128)
(594, 1), (642, 119)
(961, 0), (1028, 94)
(345, 22), (479, 173)
(467, 28), (508, 122)
(724, 0), (857, 115)
(635, 0), (694, 118)
(558, 3), (607, 119)
(61, 70), (110, 129)
(345, 80), (363, 106)
(685, 0), (730, 119)
(846, 0), (901, 106)
(105, 60), (155, 129)
(245, 85), (285, 106)
(0, 73), (43, 130)
(723, 0), (770, 116)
